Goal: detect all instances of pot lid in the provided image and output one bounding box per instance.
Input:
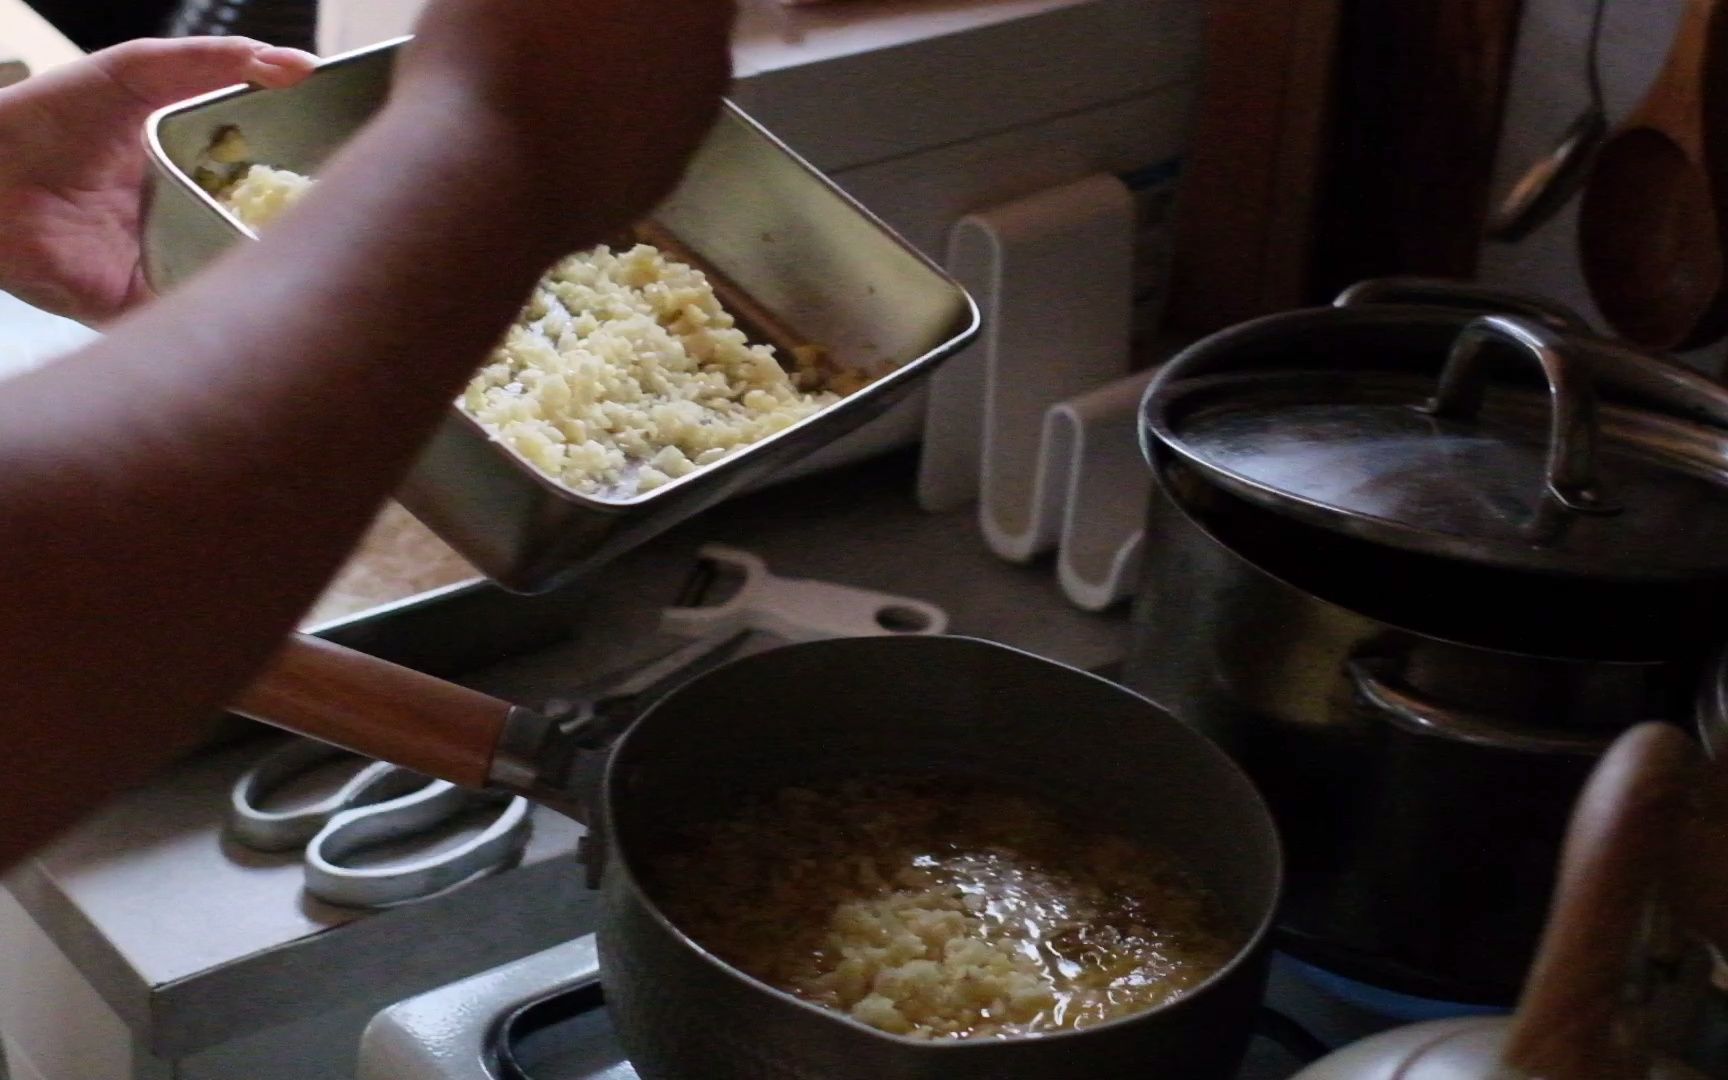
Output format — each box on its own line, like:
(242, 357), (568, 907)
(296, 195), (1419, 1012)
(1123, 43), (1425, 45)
(1144, 314), (1728, 582)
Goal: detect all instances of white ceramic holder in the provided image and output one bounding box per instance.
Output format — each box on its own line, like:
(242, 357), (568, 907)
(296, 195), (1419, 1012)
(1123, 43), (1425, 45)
(917, 173), (1150, 610)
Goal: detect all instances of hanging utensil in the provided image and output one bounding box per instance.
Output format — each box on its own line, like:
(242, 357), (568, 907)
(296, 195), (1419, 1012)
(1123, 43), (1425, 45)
(1489, 0), (1611, 242)
(1578, 0), (1728, 350)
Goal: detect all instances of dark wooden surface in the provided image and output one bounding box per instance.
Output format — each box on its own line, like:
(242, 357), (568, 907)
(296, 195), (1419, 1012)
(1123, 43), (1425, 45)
(1166, 0), (1341, 333)
(23, 0), (178, 49)
(24, 0), (319, 52)
(1311, 0), (1526, 297)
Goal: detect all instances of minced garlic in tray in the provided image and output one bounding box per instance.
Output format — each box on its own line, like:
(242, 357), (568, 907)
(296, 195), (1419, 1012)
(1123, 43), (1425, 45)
(211, 149), (862, 498)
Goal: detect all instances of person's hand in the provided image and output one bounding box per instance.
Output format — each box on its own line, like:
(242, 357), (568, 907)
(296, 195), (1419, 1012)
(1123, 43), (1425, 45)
(0, 38), (316, 324)
(397, 0), (736, 251)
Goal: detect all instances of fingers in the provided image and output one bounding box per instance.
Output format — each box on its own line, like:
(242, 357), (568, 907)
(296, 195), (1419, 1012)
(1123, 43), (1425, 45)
(91, 37), (318, 110)
(243, 45), (321, 90)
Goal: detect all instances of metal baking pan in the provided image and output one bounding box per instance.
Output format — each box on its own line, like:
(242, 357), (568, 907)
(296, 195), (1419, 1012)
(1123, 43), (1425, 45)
(183, 577), (565, 749)
(304, 577), (571, 676)
(140, 36), (980, 595)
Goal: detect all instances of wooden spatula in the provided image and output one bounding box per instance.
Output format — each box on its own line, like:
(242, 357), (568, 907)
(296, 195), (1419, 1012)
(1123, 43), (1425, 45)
(1579, 0), (1728, 351)
(1293, 722), (1724, 1079)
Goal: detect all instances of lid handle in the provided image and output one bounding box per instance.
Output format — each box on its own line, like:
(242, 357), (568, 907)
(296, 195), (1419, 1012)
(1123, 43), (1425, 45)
(1423, 315), (1622, 517)
(1335, 277), (1589, 331)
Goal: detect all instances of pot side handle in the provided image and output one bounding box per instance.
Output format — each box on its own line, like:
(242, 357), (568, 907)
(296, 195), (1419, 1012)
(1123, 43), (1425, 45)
(1347, 660), (1619, 756)
(233, 633), (515, 789)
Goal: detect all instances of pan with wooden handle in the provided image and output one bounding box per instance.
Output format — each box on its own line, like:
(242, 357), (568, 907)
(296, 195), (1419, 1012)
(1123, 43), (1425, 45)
(236, 633), (518, 790)
(231, 629), (760, 830)
(233, 548), (951, 799)
(1292, 720), (1725, 1079)
(233, 631), (1287, 1080)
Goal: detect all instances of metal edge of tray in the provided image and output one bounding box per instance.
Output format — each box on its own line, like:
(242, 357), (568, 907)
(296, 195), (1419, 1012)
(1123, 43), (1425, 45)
(139, 35), (405, 286)
(201, 576), (572, 749)
(304, 577), (575, 676)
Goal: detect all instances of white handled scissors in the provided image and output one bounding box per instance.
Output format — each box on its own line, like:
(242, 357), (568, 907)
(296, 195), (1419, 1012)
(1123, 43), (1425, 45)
(228, 739), (532, 908)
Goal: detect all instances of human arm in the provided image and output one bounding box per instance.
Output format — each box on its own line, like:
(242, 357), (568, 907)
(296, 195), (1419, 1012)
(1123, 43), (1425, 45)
(0, 0), (733, 867)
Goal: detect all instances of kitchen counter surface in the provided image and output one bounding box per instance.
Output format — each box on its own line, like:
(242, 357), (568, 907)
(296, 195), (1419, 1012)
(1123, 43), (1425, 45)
(4, 447), (1133, 1061)
(0, 0), (80, 74)
(466, 449), (1133, 701)
(0, 12), (1144, 1055)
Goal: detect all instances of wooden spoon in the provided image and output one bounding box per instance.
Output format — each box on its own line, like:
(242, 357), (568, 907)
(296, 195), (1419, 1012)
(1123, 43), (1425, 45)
(1579, 0), (1728, 351)
(1498, 722), (1716, 1079)
(1292, 721), (1725, 1079)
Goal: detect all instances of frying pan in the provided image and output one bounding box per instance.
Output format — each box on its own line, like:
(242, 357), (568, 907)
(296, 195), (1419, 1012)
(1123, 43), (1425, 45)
(231, 632), (1282, 1079)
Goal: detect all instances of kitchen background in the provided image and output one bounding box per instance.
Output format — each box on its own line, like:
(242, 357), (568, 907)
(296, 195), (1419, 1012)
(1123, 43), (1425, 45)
(1, 0), (1723, 1077)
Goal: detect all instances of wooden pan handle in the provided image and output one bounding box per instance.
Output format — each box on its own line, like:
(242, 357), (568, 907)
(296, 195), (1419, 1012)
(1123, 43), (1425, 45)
(1501, 722), (1703, 1079)
(232, 633), (515, 789)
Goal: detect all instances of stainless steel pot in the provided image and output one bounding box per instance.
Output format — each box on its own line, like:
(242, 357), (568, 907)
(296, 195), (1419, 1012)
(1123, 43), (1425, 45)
(1127, 467), (1649, 1003)
(233, 633), (1282, 1079)
(1126, 280), (1728, 1004)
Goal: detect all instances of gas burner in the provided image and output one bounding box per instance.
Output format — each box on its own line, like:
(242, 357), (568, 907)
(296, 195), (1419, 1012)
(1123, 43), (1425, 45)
(496, 986), (1324, 1080)
(360, 936), (1329, 1079)
(1280, 957), (1510, 1026)
(496, 979), (632, 1080)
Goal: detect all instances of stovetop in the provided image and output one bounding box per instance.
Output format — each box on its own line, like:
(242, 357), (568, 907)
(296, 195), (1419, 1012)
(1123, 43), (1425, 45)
(360, 930), (1464, 1080)
(497, 992), (1316, 1080)
(492, 977), (1329, 1077)
(493, 966), (1418, 1080)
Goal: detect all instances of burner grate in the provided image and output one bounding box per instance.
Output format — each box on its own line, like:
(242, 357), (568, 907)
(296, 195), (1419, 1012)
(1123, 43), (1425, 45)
(493, 976), (1320, 1080)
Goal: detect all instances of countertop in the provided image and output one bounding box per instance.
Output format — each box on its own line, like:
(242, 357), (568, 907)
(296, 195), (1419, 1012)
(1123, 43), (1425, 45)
(0, 0), (80, 73)
(0, 24), (1135, 1040)
(3, 446), (1133, 1058)
(0, 7), (1142, 1060)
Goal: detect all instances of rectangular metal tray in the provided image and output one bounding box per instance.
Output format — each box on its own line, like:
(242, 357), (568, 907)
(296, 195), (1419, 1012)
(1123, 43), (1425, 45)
(305, 576), (570, 676)
(141, 36), (979, 596)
